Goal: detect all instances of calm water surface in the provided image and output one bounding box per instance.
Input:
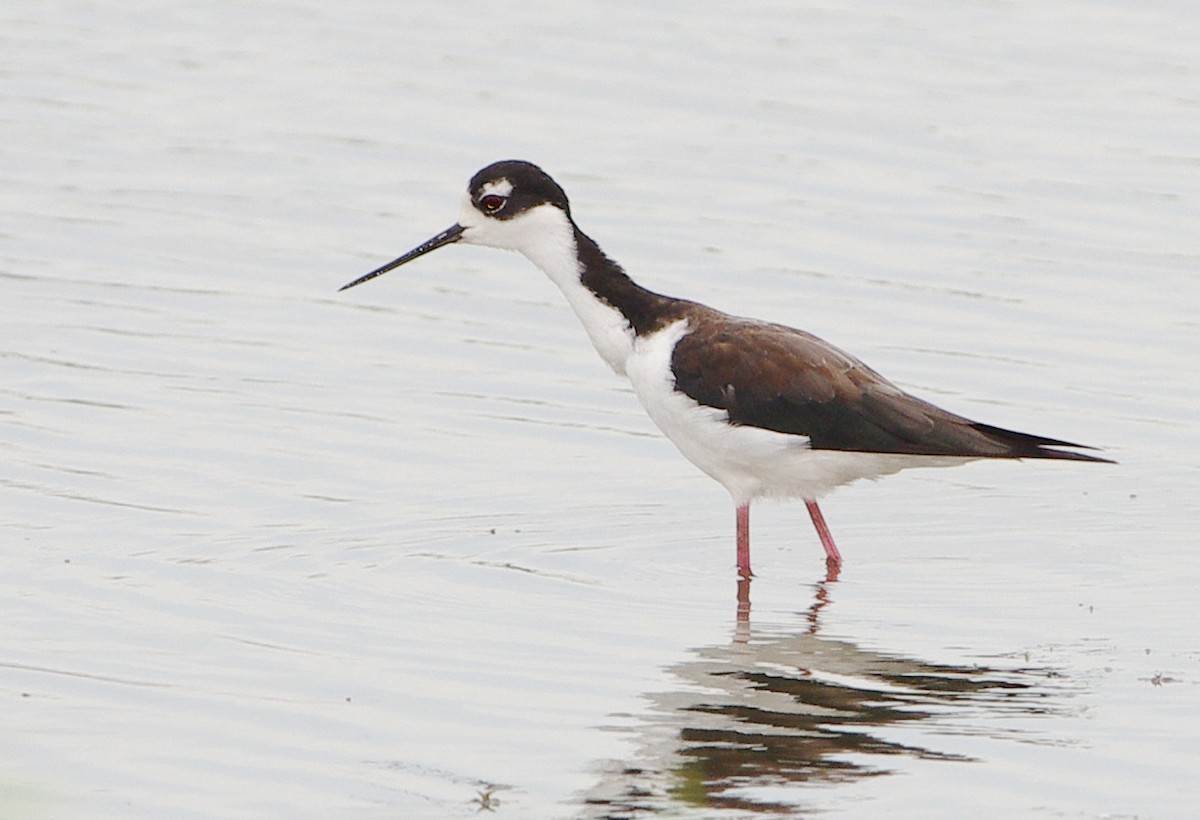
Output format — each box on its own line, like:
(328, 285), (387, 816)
(3, 1), (1198, 817)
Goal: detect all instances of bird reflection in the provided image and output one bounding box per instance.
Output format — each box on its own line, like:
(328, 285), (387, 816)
(735, 560), (838, 642)
(582, 573), (1072, 816)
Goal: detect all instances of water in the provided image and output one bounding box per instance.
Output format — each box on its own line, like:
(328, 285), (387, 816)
(3, 1), (1198, 817)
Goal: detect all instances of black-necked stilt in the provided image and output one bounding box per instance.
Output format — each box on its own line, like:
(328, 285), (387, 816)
(340, 160), (1112, 578)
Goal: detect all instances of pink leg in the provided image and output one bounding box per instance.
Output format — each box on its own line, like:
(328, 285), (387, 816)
(805, 499), (843, 565)
(736, 503), (752, 578)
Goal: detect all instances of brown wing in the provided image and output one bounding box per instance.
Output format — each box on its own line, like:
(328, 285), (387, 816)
(669, 309), (1110, 461)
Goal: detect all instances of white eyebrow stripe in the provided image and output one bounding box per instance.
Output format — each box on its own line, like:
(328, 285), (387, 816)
(479, 178), (513, 197)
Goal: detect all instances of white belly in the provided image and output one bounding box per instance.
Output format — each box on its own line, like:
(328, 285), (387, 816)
(623, 320), (972, 504)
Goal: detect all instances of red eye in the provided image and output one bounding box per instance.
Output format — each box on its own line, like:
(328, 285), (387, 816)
(479, 194), (505, 212)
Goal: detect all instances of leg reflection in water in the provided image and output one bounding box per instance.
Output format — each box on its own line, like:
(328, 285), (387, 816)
(583, 566), (1075, 816)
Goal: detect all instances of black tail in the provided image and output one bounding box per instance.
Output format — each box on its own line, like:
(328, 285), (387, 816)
(969, 422), (1115, 463)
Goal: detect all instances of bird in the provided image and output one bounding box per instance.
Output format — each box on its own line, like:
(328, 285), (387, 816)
(339, 160), (1112, 578)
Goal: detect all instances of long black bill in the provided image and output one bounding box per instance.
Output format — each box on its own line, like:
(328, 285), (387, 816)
(338, 224), (466, 292)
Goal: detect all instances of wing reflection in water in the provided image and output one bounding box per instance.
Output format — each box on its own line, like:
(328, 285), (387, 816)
(582, 576), (1074, 816)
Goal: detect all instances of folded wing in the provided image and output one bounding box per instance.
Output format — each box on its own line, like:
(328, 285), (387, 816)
(670, 311), (1111, 462)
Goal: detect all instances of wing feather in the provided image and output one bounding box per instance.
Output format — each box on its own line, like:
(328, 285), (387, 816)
(669, 310), (1109, 462)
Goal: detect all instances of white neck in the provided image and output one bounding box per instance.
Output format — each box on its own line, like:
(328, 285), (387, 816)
(461, 201), (637, 374)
